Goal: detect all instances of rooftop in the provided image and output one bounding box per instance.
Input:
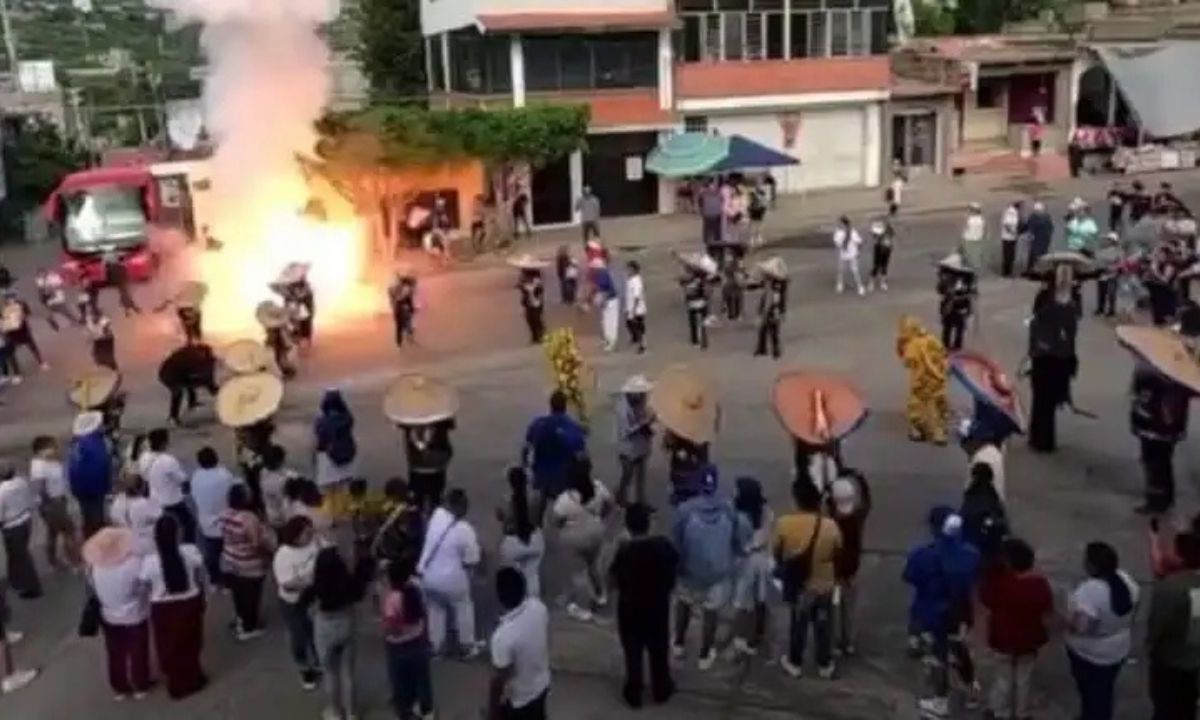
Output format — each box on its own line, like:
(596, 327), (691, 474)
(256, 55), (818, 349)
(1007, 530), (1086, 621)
(477, 8), (673, 32)
(903, 34), (1078, 64)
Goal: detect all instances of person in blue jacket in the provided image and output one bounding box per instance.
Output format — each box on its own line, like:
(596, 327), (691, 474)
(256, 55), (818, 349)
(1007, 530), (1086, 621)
(903, 505), (981, 718)
(67, 410), (113, 539)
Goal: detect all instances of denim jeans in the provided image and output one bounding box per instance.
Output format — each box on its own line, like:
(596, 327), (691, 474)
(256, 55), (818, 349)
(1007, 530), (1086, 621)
(280, 599), (317, 672)
(198, 535), (223, 586)
(314, 610), (357, 718)
(386, 638), (434, 718)
(788, 591), (833, 668)
(1067, 648), (1123, 720)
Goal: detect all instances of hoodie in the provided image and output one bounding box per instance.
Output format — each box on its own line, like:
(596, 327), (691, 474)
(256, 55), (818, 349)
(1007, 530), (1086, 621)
(68, 430), (112, 501)
(903, 505), (981, 636)
(671, 493), (750, 590)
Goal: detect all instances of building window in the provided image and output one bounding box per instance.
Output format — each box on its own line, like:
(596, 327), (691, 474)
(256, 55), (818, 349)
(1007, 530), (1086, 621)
(684, 115), (708, 133)
(681, 15), (702, 62)
(522, 33), (658, 92)
(849, 10), (868, 55)
(745, 13), (763, 60)
(869, 8), (889, 54)
(789, 12), (809, 58)
(428, 35), (445, 91)
(723, 12), (745, 59)
(703, 13), (722, 59)
(829, 10), (849, 56)
(448, 29), (511, 94)
(679, 1), (888, 61)
(809, 11), (828, 57)
(679, 0), (715, 9)
(765, 13), (785, 58)
(976, 77), (1005, 109)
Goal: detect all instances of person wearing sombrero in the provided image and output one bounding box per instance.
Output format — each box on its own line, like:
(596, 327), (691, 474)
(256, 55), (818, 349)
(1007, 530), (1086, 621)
(155, 281), (207, 343)
(897, 316), (950, 445)
(936, 254), (975, 353)
(275, 263), (315, 348)
(387, 269), (419, 348)
(158, 341), (219, 427)
(1118, 325), (1200, 515)
(258, 300), (296, 379)
(753, 257), (789, 359)
(219, 372), (285, 514)
(615, 375), (656, 507)
(651, 366), (718, 505)
(1024, 264), (1080, 453)
(773, 371), (869, 493)
(676, 253), (718, 350)
(384, 374), (458, 516)
(511, 256), (547, 345)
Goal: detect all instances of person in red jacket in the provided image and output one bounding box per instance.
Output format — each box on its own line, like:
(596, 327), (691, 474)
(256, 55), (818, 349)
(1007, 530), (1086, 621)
(980, 537), (1053, 720)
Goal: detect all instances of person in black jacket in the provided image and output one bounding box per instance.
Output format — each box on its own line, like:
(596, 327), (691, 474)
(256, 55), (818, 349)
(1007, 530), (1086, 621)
(1131, 364), (1193, 515)
(517, 267), (545, 344)
(609, 504), (678, 709)
(1026, 281), (1078, 454)
(158, 342), (218, 426)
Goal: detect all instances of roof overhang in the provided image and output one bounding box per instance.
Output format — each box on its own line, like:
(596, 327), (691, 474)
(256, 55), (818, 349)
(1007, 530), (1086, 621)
(477, 9), (674, 33)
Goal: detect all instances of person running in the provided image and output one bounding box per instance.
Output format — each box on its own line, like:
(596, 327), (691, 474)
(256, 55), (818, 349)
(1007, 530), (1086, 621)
(273, 516), (320, 691)
(498, 467), (545, 598)
(418, 488), (483, 657)
(731, 477), (773, 657)
(30, 435), (80, 568)
(552, 458), (613, 622)
(609, 503), (677, 709)
(488, 567), (551, 720)
(190, 446), (239, 586)
(312, 546), (371, 720)
(1063, 542), (1137, 720)
(832, 216), (865, 296)
(34, 266), (75, 330)
(381, 555), (435, 720)
(158, 343), (219, 427)
(140, 514), (208, 699)
(84, 527), (151, 701)
(219, 484), (273, 640)
(0, 463), (41, 599)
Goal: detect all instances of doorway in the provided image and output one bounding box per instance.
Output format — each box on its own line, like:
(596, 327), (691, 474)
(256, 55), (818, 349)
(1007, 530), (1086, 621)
(531, 155), (572, 226)
(892, 112), (938, 170)
(583, 132), (659, 217)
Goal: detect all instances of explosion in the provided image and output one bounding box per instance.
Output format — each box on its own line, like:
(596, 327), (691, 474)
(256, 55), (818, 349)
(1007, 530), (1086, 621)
(151, 0), (376, 335)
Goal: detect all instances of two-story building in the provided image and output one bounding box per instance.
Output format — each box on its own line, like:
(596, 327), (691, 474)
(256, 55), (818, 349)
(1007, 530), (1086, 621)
(419, 0), (892, 227)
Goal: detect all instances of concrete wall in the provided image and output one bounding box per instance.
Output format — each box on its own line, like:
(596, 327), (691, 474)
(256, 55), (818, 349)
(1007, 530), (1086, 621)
(420, 0), (670, 35)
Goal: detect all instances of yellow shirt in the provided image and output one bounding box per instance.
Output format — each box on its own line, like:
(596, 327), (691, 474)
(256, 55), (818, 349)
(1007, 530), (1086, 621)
(772, 512), (843, 593)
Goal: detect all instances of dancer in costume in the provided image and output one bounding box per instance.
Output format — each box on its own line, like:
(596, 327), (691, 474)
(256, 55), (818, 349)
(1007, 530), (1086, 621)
(388, 269), (418, 348)
(650, 365), (718, 505)
(383, 374), (458, 517)
(753, 257), (788, 359)
(1024, 254), (1089, 453)
(509, 255), (548, 345)
(897, 316), (949, 444)
(676, 253), (718, 350)
(936, 254), (975, 353)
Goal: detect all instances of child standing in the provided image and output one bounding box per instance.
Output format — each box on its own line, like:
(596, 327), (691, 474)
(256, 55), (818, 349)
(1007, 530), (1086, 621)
(556, 246), (579, 306)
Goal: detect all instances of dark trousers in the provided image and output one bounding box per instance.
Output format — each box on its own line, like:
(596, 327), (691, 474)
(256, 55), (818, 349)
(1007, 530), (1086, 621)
(1029, 356), (1070, 453)
(168, 382), (215, 424)
(281, 598), (318, 672)
(161, 500), (197, 545)
(41, 301), (77, 331)
(1149, 283), (1179, 327)
(102, 621), (152, 695)
(1068, 648), (1122, 720)
(559, 278), (577, 305)
(199, 535), (223, 587)
(788, 592), (834, 668)
(111, 279), (141, 316)
(1109, 207), (1124, 233)
(503, 689), (548, 720)
(871, 244), (892, 279)
(2, 521), (41, 598)
(226, 574), (264, 633)
(626, 315), (646, 351)
(1141, 437), (1177, 513)
(0, 346), (17, 378)
(92, 337), (117, 371)
(5, 331), (44, 368)
(524, 308), (545, 344)
(616, 455), (648, 506)
(701, 216), (722, 247)
(470, 221), (486, 251)
(755, 319), (781, 358)
(1001, 240), (1017, 277)
(581, 220), (600, 241)
(619, 612), (672, 706)
(150, 596), (207, 699)
(386, 639), (435, 718)
(722, 287), (742, 321)
(393, 309), (414, 347)
(410, 469), (446, 518)
(687, 308), (708, 349)
(941, 315), (966, 352)
(1027, 242), (1049, 274)
(1096, 278), (1117, 316)
(78, 496), (108, 538)
(1150, 661), (1199, 720)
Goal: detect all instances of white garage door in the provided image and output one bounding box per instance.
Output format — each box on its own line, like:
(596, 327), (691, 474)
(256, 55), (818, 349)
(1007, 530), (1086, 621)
(797, 107), (865, 191)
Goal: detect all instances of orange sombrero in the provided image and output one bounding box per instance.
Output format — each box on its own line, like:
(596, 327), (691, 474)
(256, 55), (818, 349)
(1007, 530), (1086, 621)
(772, 371), (868, 445)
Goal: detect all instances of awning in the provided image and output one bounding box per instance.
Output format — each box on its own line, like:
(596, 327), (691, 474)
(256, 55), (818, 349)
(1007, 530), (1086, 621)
(645, 132), (799, 178)
(1094, 43), (1200, 138)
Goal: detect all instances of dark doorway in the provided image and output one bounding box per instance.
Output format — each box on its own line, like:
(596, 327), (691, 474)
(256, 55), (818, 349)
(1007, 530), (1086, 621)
(583, 131), (658, 217)
(531, 156), (572, 225)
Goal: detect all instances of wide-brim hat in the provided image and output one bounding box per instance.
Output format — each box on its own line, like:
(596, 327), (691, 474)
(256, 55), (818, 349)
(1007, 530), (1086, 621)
(937, 253), (975, 276)
(383, 374), (459, 425)
(677, 252), (718, 276)
(216, 372), (284, 428)
(68, 367), (120, 409)
(72, 410), (104, 437)
(1032, 251), (1095, 276)
(255, 300), (289, 329)
(175, 280), (208, 309)
(222, 339), (273, 375)
(507, 254), (549, 271)
(1116, 325), (1200, 394)
(82, 527), (133, 568)
(278, 262), (310, 285)
(649, 365), (718, 444)
(949, 350), (1025, 434)
(772, 371), (868, 445)
(621, 374), (654, 394)
(757, 256), (788, 280)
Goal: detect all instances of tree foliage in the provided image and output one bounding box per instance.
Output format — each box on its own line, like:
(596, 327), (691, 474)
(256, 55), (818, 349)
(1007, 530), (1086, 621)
(0, 117), (89, 239)
(350, 0), (426, 102)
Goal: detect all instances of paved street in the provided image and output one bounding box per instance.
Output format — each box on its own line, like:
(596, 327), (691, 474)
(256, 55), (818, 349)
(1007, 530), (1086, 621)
(2, 170), (1200, 719)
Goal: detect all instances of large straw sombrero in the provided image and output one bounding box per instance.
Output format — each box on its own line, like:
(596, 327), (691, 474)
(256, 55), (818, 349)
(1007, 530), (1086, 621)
(949, 350), (1025, 434)
(278, 262), (310, 285)
(383, 374), (459, 425)
(216, 372), (284, 428)
(174, 280), (208, 309)
(649, 365), (718, 444)
(757, 257), (788, 280)
(222, 339), (273, 375)
(1031, 251), (1095, 276)
(677, 252), (718, 277)
(937, 253), (976, 275)
(82, 527), (133, 568)
(255, 300), (289, 329)
(772, 371), (868, 445)
(620, 374), (654, 394)
(1116, 325), (1200, 394)
(68, 367), (120, 409)
(507, 254), (549, 271)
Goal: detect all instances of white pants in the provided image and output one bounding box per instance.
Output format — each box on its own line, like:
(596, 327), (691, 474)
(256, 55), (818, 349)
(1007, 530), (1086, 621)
(600, 298), (619, 348)
(836, 257), (863, 292)
(422, 581), (475, 651)
(988, 652), (1036, 718)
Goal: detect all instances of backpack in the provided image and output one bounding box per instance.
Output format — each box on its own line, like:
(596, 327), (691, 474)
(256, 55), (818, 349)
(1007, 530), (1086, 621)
(326, 430), (357, 466)
(681, 504), (738, 588)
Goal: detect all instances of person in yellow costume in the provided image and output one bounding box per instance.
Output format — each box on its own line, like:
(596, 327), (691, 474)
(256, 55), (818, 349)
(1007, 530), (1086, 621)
(897, 315), (949, 444)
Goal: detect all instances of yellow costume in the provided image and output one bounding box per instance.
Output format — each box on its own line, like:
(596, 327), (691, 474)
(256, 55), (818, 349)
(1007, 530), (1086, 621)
(544, 328), (588, 425)
(897, 316), (949, 443)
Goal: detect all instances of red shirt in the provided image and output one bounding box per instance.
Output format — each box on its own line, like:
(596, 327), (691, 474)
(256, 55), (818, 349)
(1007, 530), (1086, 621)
(980, 565), (1054, 656)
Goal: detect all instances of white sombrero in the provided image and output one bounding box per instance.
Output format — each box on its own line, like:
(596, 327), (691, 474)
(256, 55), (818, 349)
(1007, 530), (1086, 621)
(1032, 251), (1095, 275)
(68, 367), (120, 409)
(255, 301), (289, 329)
(222, 339), (273, 375)
(621, 374), (654, 394)
(507, 254), (550, 271)
(382, 374), (459, 425)
(937, 253), (975, 275)
(216, 372), (284, 428)
(677, 252), (718, 276)
(757, 257), (788, 280)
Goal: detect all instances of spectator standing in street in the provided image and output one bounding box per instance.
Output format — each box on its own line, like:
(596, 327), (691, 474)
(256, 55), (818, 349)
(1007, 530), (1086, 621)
(671, 466), (749, 670)
(1107, 181), (1127, 232)
(609, 503), (678, 708)
(0, 579), (37, 694)
(732, 477), (773, 656)
(418, 488), (483, 657)
(833, 216), (866, 296)
(311, 545), (371, 720)
(624, 261), (648, 354)
(576, 186), (601, 242)
(554, 246), (578, 306)
(30, 435), (80, 569)
(0, 462), (40, 599)
(587, 258), (620, 352)
(139, 428), (196, 544)
(513, 191), (532, 240)
(829, 471), (871, 656)
(1024, 201), (1054, 274)
(961, 202), (987, 270)
(614, 374), (655, 507)
(1147, 531), (1200, 719)
(220, 484), (273, 640)
(774, 478), (842, 678)
(69, 410), (113, 538)
(1067, 200), (1100, 256)
(381, 555), (435, 720)
(84, 527), (152, 701)
(190, 446), (238, 586)
(1063, 541), (1137, 720)
(887, 167), (905, 217)
(747, 184), (767, 247)
(867, 218), (895, 292)
(698, 181), (724, 253)
(980, 537), (1054, 720)
(523, 391), (588, 520)
(552, 458), (614, 622)
(140, 514), (208, 699)
(999, 201), (1023, 278)
(260, 445), (297, 532)
(273, 516), (320, 691)
(109, 472), (161, 557)
(488, 567), (551, 720)
(499, 467), (545, 598)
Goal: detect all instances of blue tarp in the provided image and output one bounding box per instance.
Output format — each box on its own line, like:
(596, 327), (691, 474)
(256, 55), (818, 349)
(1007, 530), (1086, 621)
(711, 135), (801, 172)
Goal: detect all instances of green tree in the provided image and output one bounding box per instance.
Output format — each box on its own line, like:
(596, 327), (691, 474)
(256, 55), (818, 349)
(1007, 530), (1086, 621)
(0, 117), (89, 240)
(351, 0), (426, 102)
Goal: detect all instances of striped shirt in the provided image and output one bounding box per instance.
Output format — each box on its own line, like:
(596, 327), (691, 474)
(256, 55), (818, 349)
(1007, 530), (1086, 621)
(220, 509), (269, 578)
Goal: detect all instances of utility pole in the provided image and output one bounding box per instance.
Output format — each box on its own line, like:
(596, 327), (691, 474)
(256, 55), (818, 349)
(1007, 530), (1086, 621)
(0, 0), (19, 75)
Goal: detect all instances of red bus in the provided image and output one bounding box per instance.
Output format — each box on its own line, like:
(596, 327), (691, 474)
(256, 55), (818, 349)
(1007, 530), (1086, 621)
(42, 166), (161, 285)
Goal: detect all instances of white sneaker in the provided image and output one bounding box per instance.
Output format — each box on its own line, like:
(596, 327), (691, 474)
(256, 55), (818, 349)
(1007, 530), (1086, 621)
(5, 630), (23, 645)
(817, 663), (836, 680)
(236, 628), (264, 641)
(857, 286), (866, 296)
(779, 655), (803, 678)
(835, 285), (844, 294)
(594, 593), (609, 608)
(880, 280), (889, 291)
(732, 637), (757, 656)
(1, 668), (37, 694)
(671, 643), (686, 660)
(917, 696), (949, 718)
(460, 640), (485, 660)
(697, 649), (717, 671)
(566, 603), (594, 622)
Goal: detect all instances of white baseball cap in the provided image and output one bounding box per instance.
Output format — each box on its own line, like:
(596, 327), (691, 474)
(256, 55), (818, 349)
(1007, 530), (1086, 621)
(831, 478), (858, 515)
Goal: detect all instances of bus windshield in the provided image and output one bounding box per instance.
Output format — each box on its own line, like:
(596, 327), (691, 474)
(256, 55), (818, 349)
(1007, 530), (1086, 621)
(63, 186), (147, 253)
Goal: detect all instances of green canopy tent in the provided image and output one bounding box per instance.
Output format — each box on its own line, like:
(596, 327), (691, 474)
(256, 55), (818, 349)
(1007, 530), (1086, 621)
(645, 132), (799, 177)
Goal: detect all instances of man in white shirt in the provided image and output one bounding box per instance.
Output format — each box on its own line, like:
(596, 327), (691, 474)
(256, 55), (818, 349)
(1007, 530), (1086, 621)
(189, 446), (240, 584)
(999, 201), (1023, 278)
(419, 488), (482, 657)
(30, 435), (79, 568)
(833, 216), (865, 296)
(489, 567), (551, 720)
(0, 463), (40, 599)
(138, 428), (196, 543)
(624, 260), (648, 354)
